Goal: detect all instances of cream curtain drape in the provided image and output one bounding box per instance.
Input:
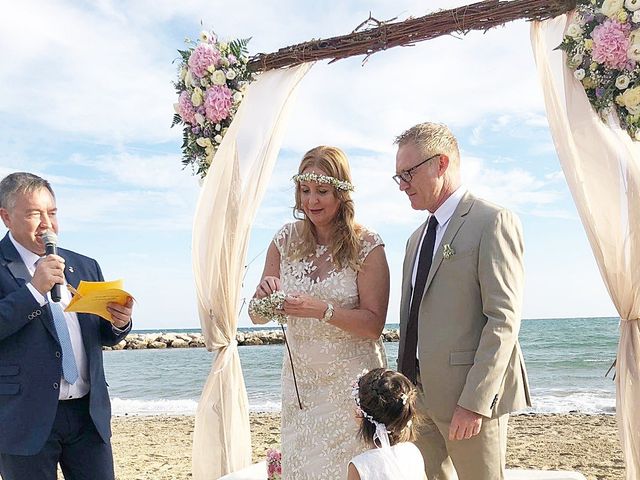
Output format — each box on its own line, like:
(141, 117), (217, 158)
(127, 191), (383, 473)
(191, 63), (312, 480)
(531, 18), (640, 480)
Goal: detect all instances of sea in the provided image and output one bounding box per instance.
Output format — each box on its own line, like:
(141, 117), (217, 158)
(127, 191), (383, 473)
(104, 317), (619, 416)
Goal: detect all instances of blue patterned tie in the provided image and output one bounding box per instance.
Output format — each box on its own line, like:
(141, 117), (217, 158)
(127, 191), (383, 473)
(49, 300), (79, 384)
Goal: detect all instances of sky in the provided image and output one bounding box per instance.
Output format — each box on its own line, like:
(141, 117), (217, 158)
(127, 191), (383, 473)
(0, 0), (619, 330)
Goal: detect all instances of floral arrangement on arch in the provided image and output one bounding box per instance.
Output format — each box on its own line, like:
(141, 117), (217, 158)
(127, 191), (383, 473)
(559, 0), (640, 140)
(172, 30), (254, 177)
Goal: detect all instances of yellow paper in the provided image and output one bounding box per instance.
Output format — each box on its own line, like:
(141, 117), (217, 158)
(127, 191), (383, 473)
(65, 280), (132, 322)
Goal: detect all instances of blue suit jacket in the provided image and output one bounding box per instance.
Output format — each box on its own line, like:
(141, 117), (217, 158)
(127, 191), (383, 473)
(0, 233), (130, 455)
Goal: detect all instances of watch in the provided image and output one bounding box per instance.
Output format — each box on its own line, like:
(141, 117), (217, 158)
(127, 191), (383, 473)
(322, 302), (335, 322)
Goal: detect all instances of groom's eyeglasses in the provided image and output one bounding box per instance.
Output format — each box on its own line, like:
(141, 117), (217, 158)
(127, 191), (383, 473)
(392, 153), (440, 185)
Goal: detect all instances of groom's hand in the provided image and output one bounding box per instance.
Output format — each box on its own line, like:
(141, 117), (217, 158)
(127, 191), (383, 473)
(448, 405), (483, 440)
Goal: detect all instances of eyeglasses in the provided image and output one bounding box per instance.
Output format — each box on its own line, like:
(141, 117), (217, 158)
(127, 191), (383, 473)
(392, 154), (440, 185)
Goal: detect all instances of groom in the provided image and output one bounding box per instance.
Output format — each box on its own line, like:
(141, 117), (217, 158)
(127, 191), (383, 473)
(394, 123), (530, 480)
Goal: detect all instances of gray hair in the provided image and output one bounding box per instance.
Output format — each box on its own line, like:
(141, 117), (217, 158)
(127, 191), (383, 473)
(394, 122), (460, 168)
(0, 172), (55, 210)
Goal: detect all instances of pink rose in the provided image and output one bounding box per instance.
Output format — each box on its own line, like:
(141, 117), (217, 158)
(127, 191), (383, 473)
(204, 85), (233, 123)
(188, 43), (221, 78)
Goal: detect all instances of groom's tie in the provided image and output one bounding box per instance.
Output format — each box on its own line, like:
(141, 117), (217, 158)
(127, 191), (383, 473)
(401, 215), (438, 384)
(49, 299), (79, 384)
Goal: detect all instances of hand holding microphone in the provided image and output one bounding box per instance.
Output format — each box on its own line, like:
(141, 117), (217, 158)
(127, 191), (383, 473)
(31, 230), (65, 301)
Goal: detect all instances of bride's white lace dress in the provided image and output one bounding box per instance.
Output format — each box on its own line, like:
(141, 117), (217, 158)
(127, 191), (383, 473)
(274, 221), (387, 480)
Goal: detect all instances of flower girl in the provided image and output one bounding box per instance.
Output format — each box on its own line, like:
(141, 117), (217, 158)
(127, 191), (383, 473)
(348, 368), (426, 480)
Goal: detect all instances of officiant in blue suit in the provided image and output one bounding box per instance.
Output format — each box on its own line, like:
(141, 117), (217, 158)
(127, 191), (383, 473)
(0, 172), (133, 480)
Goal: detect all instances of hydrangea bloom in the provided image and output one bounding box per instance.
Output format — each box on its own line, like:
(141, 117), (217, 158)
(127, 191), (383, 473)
(592, 19), (631, 69)
(188, 43), (221, 78)
(177, 91), (196, 124)
(204, 85), (233, 123)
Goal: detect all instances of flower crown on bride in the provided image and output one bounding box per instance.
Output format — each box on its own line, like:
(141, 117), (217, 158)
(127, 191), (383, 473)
(292, 172), (354, 192)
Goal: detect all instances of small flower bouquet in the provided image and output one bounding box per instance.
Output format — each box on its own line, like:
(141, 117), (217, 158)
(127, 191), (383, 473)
(266, 448), (282, 480)
(248, 291), (287, 324)
(172, 30), (254, 177)
(559, 0), (640, 140)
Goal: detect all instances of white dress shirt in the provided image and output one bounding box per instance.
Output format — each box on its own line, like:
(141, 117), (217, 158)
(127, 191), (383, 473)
(411, 186), (467, 288)
(9, 233), (90, 400)
(410, 186), (467, 360)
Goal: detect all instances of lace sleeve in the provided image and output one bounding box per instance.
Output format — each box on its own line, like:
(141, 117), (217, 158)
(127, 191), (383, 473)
(359, 228), (384, 263)
(273, 223), (294, 257)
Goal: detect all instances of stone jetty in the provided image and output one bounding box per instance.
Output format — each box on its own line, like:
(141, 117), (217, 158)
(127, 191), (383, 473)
(103, 328), (400, 350)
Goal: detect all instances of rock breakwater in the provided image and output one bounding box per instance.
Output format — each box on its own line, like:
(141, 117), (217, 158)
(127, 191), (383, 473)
(103, 329), (400, 350)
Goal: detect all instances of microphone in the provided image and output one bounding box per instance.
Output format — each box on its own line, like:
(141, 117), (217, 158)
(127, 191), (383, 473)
(41, 230), (61, 302)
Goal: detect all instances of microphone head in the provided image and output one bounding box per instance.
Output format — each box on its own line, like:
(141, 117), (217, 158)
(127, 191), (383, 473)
(41, 230), (58, 247)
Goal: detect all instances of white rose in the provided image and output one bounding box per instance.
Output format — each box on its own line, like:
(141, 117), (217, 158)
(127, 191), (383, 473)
(225, 69), (237, 80)
(626, 0), (640, 11)
(601, 0), (625, 17)
(191, 87), (204, 107)
(574, 69), (586, 80)
(233, 91), (243, 103)
(215, 124), (221, 132)
(211, 70), (227, 85)
(214, 134), (223, 143)
(196, 137), (212, 148)
(220, 58), (230, 68)
(634, 10), (640, 22)
(566, 23), (583, 39)
(195, 113), (205, 125)
(572, 54), (584, 65)
(616, 75), (631, 89)
(628, 43), (640, 62)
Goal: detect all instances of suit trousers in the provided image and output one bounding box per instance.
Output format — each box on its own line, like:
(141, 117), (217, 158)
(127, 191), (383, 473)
(0, 395), (114, 480)
(414, 375), (509, 480)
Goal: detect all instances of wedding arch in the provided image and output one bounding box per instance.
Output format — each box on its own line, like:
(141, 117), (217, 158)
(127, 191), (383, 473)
(185, 1), (639, 478)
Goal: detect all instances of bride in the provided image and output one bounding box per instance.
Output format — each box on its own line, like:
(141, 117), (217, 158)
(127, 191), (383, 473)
(249, 145), (390, 479)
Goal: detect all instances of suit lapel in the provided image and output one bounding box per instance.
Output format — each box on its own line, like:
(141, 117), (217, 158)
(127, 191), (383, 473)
(423, 192), (475, 293)
(0, 234), (31, 286)
(0, 234), (60, 340)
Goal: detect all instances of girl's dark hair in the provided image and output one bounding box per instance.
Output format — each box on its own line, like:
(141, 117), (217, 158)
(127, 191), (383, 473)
(357, 368), (420, 448)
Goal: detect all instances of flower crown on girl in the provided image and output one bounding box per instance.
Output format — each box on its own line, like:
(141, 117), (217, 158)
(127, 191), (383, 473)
(351, 369), (410, 449)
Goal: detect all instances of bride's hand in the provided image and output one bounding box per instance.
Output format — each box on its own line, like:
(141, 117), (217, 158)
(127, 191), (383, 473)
(254, 276), (282, 299)
(283, 293), (326, 319)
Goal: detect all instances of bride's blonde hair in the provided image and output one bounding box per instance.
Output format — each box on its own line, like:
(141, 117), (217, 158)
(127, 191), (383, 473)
(293, 146), (362, 270)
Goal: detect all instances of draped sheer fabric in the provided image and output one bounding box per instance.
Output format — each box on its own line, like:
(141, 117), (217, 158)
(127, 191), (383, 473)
(531, 18), (640, 480)
(190, 64), (312, 480)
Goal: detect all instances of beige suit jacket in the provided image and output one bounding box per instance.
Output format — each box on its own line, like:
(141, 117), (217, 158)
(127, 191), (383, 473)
(398, 192), (531, 421)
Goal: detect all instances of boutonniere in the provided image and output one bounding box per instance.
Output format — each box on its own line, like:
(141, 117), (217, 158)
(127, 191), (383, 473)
(442, 244), (455, 259)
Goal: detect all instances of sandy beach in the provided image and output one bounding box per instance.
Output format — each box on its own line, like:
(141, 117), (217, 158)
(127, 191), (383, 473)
(108, 413), (624, 480)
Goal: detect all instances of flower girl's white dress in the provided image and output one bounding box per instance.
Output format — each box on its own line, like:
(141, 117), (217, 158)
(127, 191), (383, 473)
(349, 442), (425, 479)
(274, 221), (387, 480)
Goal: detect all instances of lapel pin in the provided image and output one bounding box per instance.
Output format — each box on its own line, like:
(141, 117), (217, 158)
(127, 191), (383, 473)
(68, 266), (74, 273)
